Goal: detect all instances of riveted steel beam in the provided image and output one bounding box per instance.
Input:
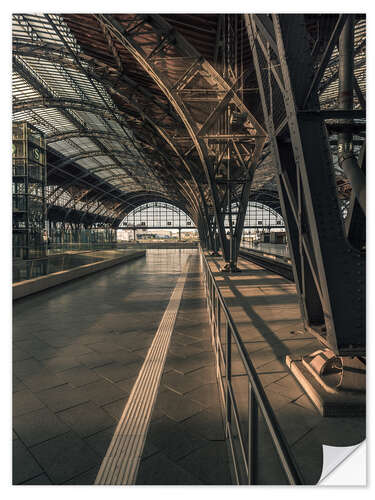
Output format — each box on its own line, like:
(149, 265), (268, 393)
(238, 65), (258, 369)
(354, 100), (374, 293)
(247, 14), (365, 356)
(96, 13), (266, 265)
(14, 38), (204, 220)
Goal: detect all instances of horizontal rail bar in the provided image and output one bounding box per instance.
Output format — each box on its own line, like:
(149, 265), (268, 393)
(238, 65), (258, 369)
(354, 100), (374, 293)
(239, 248), (294, 281)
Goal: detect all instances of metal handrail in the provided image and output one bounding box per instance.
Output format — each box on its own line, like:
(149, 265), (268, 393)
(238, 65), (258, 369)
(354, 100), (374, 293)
(200, 248), (303, 485)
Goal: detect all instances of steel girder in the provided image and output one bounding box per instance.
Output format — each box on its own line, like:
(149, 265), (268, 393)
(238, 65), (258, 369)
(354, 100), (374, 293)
(13, 41), (203, 223)
(337, 17), (366, 215)
(95, 14), (267, 266)
(13, 56), (150, 192)
(44, 14), (172, 195)
(13, 54), (176, 211)
(13, 97), (134, 125)
(47, 145), (187, 216)
(14, 33), (240, 242)
(247, 14), (365, 356)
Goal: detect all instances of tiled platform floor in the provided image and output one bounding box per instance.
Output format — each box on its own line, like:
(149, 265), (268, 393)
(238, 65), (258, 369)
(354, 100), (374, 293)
(13, 249), (187, 484)
(13, 249), (229, 485)
(206, 254), (365, 485)
(136, 253), (231, 485)
(13, 246), (364, 486)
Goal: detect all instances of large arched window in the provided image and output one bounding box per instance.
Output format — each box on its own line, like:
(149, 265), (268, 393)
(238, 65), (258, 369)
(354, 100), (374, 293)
(120, 202), (195, 229)
(225, 201), (285, 228)
(238, 202), (287, 254)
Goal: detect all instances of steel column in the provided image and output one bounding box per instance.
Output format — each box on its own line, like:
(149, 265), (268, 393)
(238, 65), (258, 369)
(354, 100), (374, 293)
(338, 15), (366, 214)
(247, 14), (365, 356)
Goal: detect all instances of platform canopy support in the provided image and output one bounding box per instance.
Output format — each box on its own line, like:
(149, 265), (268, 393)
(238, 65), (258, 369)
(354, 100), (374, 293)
(246, 14), (365, 356)
(94, 14), (267, 271)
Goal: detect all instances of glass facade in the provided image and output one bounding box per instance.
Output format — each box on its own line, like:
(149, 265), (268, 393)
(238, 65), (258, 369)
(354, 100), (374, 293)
(47, 222), (117, 254)
(225, 201), (285, 229)
(13, 122), (47, 259)
(120, 202), (195, 229)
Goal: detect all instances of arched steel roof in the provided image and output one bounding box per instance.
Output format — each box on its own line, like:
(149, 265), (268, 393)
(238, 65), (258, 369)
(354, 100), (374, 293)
(12, 14), (366, 226)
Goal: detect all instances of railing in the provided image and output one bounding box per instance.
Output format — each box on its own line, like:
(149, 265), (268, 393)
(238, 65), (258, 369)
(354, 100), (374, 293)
(239, 247), (294, 282)
(200, 249), (303, 485)
(241, 239), (290, 259)
(46, 242), (117, 255)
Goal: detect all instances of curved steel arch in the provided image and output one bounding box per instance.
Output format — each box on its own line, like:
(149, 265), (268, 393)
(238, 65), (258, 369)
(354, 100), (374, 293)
(54, 149), (141, 168)
(14, 15), (279, 261)
(115, 191), (196, 224)
(249, 189), (282, 216)
(13, 97), (130, 124)
(13, 54), (150, 192)
(62, 183), (168, 226)
(12, 36), (215, 234)
(128, 201), (188, 218)
(45, 120), (199, 214)
(12, 40), (179, 121)
(246, 201), (284, 222)
(46, 129), (140, 146)
(97, 14), (267, 263)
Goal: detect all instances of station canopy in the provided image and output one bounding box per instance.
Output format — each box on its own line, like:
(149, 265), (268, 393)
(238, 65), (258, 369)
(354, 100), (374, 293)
(12, 14), (366, 225)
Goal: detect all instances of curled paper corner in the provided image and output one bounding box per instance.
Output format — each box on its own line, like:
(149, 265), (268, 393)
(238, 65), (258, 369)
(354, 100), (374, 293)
(318, 440), (366, 485)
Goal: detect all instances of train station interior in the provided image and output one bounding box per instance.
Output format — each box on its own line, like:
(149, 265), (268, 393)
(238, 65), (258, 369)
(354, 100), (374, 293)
(10, 11), (366, 487)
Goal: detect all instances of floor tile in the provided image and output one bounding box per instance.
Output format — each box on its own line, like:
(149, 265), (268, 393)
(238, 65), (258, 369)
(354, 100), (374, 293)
(156, 389), (205, 422)
(147, 415), (208, 461)
(58, 401), (115, 438)
(79, 379), (127, 406)
(13, 390), (45, 417)
(30, 431), (100, 484)
(186, 383), (221, 409)
(21, 371), (68, 392)
(102, 398), (128, 420)
(85, 425), (117, 459)
(13, 407), (69, 447)
(13, 359), (44, 379)
(42, 355), (81, 373)
(178, 441), (231, 485)
(63, 467), (99, 485)
(58, 365), (101, 387)
(36, 384), (89, 412)
(21, 473), (52, 485)
(182, 408), (225, 441)
(162, 369), (204, 395)
(94, 361), (140, 383)
(13, 439), (43, 485)
(136, 452), (202, 485)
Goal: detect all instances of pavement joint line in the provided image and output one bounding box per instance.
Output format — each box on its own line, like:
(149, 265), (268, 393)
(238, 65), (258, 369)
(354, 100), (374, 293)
(95, 256), (192, 485)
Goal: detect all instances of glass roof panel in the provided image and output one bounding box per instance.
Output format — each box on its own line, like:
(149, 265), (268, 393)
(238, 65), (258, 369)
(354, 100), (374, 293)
(12, 13), (168, 197)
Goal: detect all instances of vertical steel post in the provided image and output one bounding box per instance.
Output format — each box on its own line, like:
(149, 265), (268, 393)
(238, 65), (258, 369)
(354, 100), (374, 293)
(226, 322), (232, 433)
(338, 15), (366, 214)
(248, 384), (258, 484)
(247, 14), (365, 355)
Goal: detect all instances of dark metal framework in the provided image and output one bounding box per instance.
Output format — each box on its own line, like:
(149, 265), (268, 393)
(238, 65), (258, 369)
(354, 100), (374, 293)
(246, 14), (365, 356)
(12, 14), (187, 229)
(91, 13), (267, 269)
(12, 14), (283, 253)
(12, 13), (365, 353)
